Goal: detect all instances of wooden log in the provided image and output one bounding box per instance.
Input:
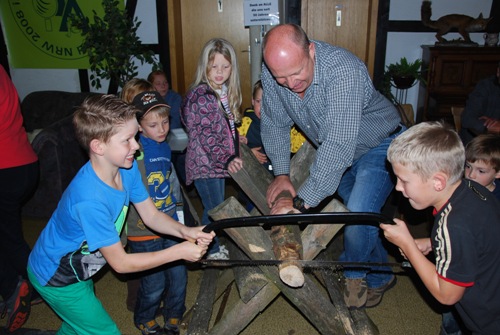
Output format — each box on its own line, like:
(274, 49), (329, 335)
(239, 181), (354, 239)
(230, 144), (378, 332)
(315, 252), (379, 335)
(305, 200), (379, 335)
(350, 309), (380, 335)
(302, 198), (348, 260)
(272, 139), (315, 286)
(225, 238), (269, 304)
(210, 271), (349, 335)
(182, 267), (234, 331)
(187, 268), (221, 335)
(230, 142), (273, 214)
(209, 197), (347, 335)
(208, 278), (281, 335)
(269, 223), (304, 287)
(289, 140), (315, 189)
(319, 269), (357, 335)
(229, 143), (306, 287)
(209, 197), (275, 262)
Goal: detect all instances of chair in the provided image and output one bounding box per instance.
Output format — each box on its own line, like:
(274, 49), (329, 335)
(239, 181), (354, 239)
(451, 106), (464, 132)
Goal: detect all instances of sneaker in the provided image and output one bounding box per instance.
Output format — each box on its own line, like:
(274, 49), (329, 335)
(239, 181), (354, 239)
(137, 320), (165, 335)
(164, 318), (180, 335)
(2, 277), (33, 333)
(206, 244), (229, 260)
(343, 278), (367, 309)
(366, 276), (397, 308)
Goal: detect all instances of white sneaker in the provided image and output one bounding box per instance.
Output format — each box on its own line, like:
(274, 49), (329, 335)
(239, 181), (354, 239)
(207, 244), (229, 260)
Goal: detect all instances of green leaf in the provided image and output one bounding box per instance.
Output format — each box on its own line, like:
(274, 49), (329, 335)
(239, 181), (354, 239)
(69, 0), (160, 92)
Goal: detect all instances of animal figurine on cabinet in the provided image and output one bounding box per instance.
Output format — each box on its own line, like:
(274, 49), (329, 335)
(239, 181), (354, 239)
(421, 0), (491, 44)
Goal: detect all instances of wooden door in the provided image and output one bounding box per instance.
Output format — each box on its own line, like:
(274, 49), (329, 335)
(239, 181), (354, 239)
(167, 0), (379, 103)
(167, 0), (252, 108)
(301, 0), (379, 76)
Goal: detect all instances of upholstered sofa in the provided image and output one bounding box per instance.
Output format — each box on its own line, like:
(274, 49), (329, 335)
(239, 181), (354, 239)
(22, 91), (101, 218)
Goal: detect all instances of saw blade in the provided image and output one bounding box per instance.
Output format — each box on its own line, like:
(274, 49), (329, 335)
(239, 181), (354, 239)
(199, 259), (411, 269)
(202, 212), (394, 233)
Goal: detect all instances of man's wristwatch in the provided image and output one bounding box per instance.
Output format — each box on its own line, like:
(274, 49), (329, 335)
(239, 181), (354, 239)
(292, 195), (308, 213)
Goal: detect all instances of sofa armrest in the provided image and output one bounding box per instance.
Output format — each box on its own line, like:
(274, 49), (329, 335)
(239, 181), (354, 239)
(21, 91), (100, 132)
(23, 115), (88, 218)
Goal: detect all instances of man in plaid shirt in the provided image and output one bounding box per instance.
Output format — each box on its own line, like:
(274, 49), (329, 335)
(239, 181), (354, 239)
(261, 24), (404, 309)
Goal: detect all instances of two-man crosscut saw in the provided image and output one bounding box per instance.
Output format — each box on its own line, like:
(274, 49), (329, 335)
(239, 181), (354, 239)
(199, 212), (411, 269)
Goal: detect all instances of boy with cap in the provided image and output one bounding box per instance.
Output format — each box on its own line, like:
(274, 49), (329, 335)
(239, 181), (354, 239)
(27, 94), (213, 335)
(128, 91), (187, 335)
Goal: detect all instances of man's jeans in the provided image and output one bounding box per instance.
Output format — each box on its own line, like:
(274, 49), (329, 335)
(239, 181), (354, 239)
(338, 127), (405, 289)
(194, 178), (225, 254)
(128, 238), (187, 325)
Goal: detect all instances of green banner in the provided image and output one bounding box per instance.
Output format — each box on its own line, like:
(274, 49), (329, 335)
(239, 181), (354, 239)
(0, 0), (122, 68)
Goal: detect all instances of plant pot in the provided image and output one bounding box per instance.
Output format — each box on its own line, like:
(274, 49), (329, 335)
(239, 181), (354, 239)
(392, 76), (416, 89)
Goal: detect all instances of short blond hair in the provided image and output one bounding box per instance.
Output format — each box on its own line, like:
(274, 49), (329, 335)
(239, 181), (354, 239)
(121, 78), (154, 104)
(387, 121), (464, 183)
(73, 95), (138, 152)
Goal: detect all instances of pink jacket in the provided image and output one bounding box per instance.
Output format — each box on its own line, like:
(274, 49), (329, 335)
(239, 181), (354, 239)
(181, 83), (238, 185)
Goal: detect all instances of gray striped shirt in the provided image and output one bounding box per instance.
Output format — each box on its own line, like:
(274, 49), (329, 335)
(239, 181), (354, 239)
(261, 40), (400, 207)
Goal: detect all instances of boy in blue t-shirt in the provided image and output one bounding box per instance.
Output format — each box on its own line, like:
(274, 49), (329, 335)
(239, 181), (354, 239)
(127, 91), (187, 335)
(27, 95), (214, 335)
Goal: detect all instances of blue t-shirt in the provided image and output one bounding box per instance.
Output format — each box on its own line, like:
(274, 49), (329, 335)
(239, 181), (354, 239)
(141, 134), (177, 219)
(28, 161), (149, 286)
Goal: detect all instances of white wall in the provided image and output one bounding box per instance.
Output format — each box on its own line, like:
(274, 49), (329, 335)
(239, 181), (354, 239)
(385, 0), (492, 119)
(7, 0), (494, 107)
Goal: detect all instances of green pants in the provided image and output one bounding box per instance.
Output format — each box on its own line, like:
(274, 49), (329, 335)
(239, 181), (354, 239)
(28, 267), (120, 335)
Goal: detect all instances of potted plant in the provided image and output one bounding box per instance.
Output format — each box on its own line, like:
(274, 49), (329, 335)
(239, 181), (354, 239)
(71, 0), (160, 93)
(385, 57), (426, 89)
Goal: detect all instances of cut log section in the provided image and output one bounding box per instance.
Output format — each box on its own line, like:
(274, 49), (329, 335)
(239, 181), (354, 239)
(269, 220), (304, 287)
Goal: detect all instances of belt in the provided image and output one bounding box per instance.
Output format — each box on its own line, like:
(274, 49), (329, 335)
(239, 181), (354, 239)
(389, 124), (403, 137)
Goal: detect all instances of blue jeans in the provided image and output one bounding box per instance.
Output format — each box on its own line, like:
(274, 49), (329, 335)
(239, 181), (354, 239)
(194, 178), (225, 254)
(338, 127), (405, 288)
(128, 238), (187, 325)
(440, 310), (463, 335)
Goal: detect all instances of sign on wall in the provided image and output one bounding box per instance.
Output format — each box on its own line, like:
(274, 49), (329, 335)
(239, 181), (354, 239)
(243, 0), (279, 26)
(0, 0), (121, 68)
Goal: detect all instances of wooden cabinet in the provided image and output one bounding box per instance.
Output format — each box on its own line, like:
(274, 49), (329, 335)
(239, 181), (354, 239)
(421, 45), (500, 122)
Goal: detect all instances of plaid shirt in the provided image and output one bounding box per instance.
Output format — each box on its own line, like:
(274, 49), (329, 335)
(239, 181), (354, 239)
(261, 40), (400, 207)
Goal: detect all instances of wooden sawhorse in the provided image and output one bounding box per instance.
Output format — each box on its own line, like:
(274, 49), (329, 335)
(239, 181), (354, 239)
(187, 142), (379, 335)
